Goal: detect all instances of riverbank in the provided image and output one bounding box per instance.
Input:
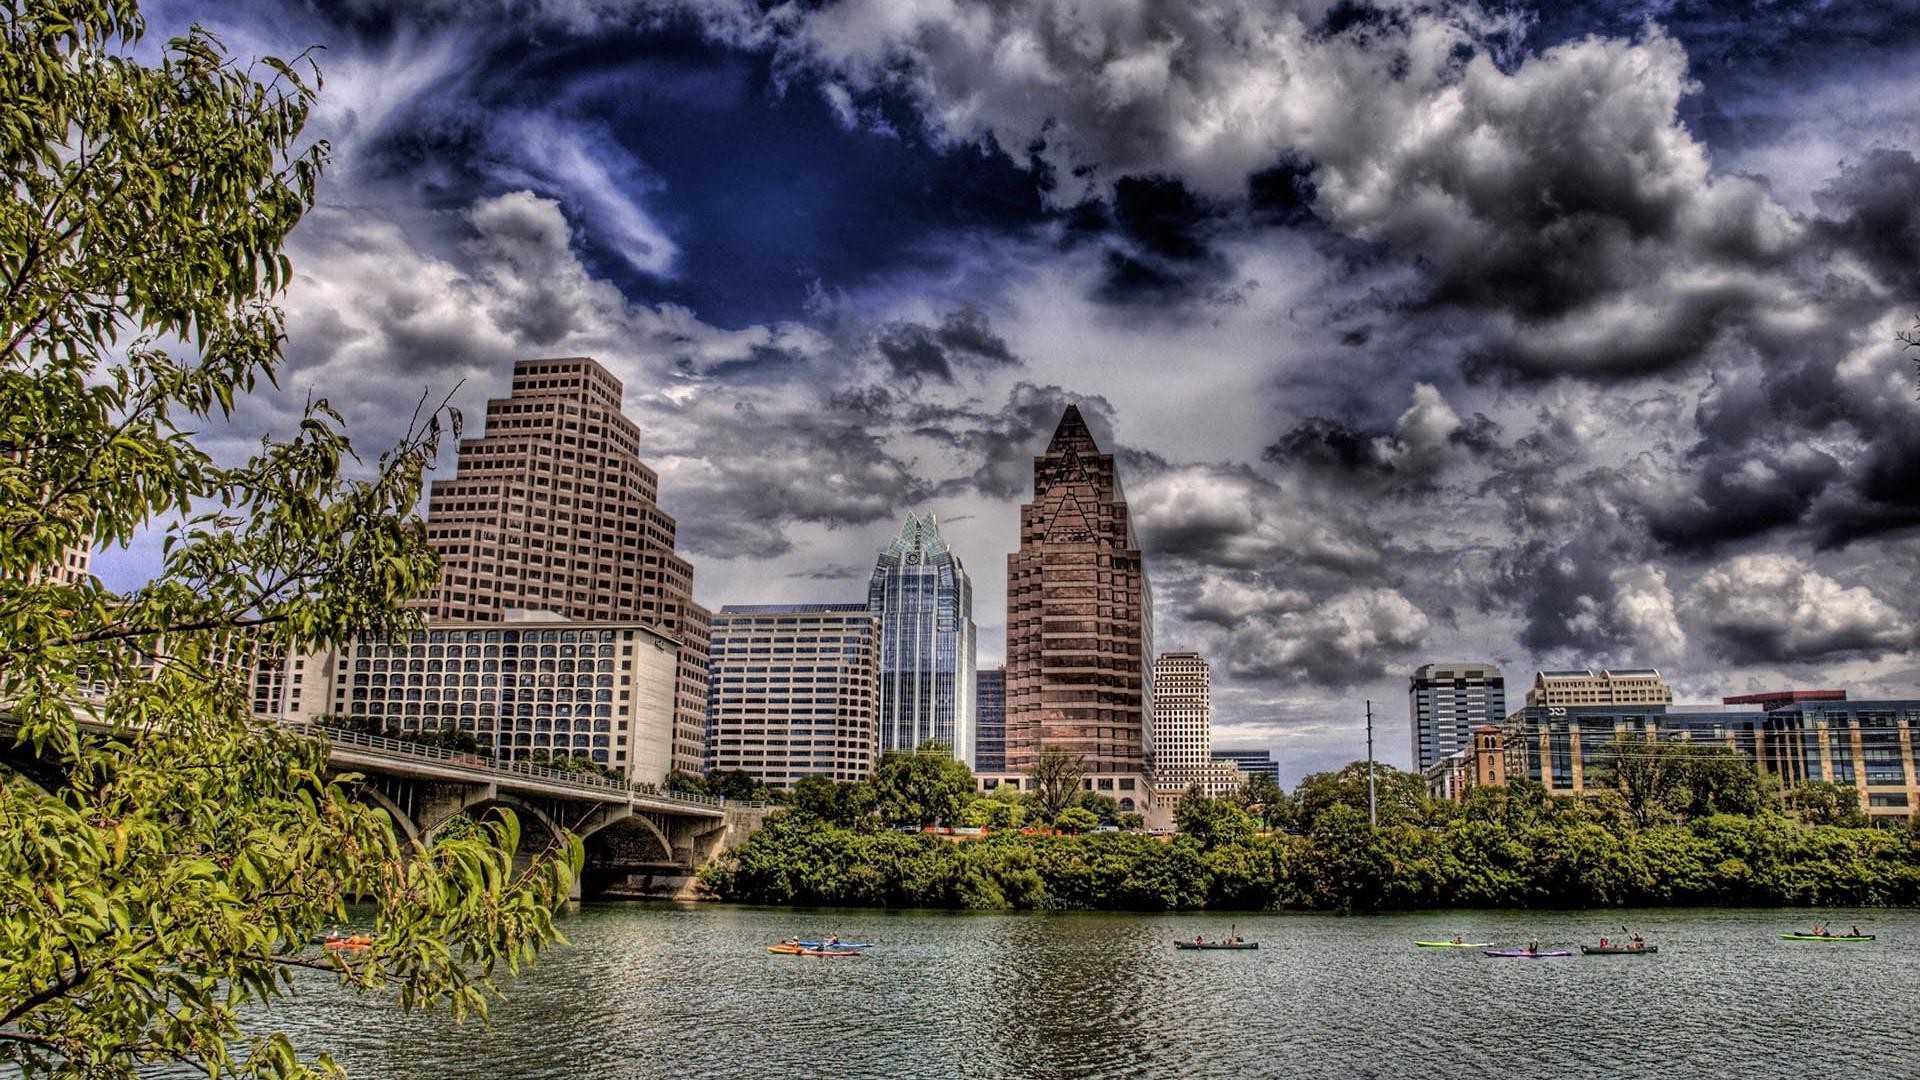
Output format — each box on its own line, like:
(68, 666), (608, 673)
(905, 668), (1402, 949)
(700, 805), (1920, 911)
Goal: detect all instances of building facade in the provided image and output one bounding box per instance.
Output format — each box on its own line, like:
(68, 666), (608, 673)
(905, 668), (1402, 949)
(866, 513), (976, 764)
(1409, 662), (1507, 771)
(255, 614), (682, 784)
(1423, 726), (1508, 803)
(705, 604), (879, 789)
(1004, 405), (1154, 791)
(975, 667), (1006, 774)
(1502, 699), (1920, 820)
(1212, 748), (1280, 786)
(1524, 668), (1672, 709)
(418, 356), (712, 775)
(1150, 652), (1244, 797)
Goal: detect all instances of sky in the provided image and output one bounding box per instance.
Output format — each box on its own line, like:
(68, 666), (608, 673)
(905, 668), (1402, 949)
(108, 0), (1920, 784)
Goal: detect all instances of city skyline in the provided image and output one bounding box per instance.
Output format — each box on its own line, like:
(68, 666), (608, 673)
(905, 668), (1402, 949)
(89, 0), (1920, 784)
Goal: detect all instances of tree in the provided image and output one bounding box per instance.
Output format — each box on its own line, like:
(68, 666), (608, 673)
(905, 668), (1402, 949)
(704, 768), (764, 801)
(1176, 792), (1257, 849)
(1028, 744), (1088, 822)
(1236, 772), (1290, 829)
(1055, 807), (1099, 834)
(1293, 762), (1430, 831)
(960, 783), (1026, 831)
(1592, 738), (1775, 826)
(1079, 792), (1121, 826)
(870, 743), (975, 828)
(786, 775), (875, 827)
(1786, 781), (1869, 828)
(0, 6), (575, 1075)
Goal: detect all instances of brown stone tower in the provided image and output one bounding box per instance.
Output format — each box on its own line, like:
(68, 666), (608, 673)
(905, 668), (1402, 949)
(421, 357), (711, 774)
(1004, 405), (1154, 789)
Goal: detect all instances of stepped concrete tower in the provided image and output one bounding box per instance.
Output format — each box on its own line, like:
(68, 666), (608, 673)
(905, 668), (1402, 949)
(420, 357), (711, 774)
(1003, 406), (1154, 809)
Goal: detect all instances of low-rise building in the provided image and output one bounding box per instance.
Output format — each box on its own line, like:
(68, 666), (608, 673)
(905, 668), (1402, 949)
(1501, 698), (1920, 821)
(256, 611), (683, 784)
(1524, 668), (1673, 709)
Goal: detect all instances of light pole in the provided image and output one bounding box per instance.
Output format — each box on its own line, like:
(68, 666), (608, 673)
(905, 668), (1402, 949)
(1365, 699), (1377, 828)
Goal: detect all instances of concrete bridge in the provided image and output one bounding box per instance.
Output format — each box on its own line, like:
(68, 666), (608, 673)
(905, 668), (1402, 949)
(319, 726), (769, 899)
(1, 716), (770, 900)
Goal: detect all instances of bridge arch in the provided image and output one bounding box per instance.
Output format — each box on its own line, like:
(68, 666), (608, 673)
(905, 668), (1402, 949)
(354, 784), (423, 848)
(423, 792), (568, 857)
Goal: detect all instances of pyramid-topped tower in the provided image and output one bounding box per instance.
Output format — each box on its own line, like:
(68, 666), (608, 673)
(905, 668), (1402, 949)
(868, 511), (977, 763)
(1002, 405), (1154, 806)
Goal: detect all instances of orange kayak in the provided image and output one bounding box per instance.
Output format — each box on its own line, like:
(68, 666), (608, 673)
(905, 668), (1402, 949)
(768, 943), (859, 957)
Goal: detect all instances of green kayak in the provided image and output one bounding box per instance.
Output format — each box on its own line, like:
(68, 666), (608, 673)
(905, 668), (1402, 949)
(1415, 941), (1493, 948)
(1780, 933), (1874, 941)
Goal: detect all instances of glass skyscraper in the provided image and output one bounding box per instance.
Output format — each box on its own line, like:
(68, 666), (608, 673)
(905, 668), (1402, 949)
(867, 513), (977, 765)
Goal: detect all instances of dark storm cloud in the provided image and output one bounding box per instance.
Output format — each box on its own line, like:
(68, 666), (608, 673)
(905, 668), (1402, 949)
(874, 307), (1019, 384)
(1263, 385), (1502, 493)
(916, 383), (1119, 500)
(664, 407), (933, 559)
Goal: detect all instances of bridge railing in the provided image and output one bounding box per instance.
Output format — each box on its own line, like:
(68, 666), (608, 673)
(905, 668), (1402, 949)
(311, 725), (728, 812)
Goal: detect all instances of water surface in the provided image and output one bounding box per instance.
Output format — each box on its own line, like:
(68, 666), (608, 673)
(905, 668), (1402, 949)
(153, 905), (1920, 1077)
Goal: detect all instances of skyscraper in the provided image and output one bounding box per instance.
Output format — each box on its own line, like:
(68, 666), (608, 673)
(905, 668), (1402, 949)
(705, 604), (879, 788)
(1408, 663), (1507, 770)
(867, 512), (976, 764)
(974, 667), (1006, 774)
(1004, 405), (1154, 809)
(420, 357), (712, 774)
(1150, 652), (1244, 797)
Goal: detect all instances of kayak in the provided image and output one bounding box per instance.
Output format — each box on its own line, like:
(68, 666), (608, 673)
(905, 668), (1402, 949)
(796, 941), (874, 949)
(1780, 934), (1874, 941)
(1580, 944), (1658, 955)
(1483, 950), (1573, 958)
(1415, 941), (1493, 948)
(769, 944), (860, 956)
(1174, 941), (1259, 950)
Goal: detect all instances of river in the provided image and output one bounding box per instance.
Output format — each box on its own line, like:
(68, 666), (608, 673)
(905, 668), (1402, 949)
(101, 904), (1920, 1078)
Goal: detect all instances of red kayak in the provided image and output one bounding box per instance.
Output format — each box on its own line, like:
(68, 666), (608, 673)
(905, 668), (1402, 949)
(1483, 949), (1573, 957)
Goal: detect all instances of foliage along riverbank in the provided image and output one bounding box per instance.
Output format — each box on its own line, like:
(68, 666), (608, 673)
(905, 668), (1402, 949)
(698, 752), (1920, 912)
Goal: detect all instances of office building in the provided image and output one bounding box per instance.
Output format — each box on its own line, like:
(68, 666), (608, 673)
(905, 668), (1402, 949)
(256, 613), (682, 784)
(1409, 663), (1507, 770)
(1150, 652), (1243, 797)
(867, 512), (976, 763)
(1502, 698), (1920, 821)
(975, 667), (1006, 773)
(1723, 689), (1846, 711)
(1003, 405), (1154, 808)
(418, 357), (712, 775)
(705, 604), (879, 789)
(1212, 748), (1280, 786)
(1524, 668), (1672, 709)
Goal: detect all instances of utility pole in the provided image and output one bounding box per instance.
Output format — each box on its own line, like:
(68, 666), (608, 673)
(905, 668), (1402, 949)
(1365, 699), (1377, 828)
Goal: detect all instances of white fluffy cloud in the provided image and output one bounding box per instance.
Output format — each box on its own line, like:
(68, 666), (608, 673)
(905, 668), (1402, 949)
(1685, 554), (1912, 663)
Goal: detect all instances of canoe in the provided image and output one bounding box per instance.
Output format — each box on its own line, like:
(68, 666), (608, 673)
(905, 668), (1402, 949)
(1483, 950), (1573, 957)
(796, 941), (874, 949)
(1580, 944), (1658, 955)
(1415, 941), (1493, 948)
(769, 944), (860, 956)
(1175, 941), (1260, 950)
(1780, 934), (1874, 941)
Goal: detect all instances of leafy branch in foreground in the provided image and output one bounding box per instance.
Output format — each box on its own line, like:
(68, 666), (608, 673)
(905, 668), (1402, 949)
(0, 2), (578, 1075)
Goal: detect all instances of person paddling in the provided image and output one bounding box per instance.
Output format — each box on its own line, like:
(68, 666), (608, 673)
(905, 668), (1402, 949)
(1527, 937), (1540, 956)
